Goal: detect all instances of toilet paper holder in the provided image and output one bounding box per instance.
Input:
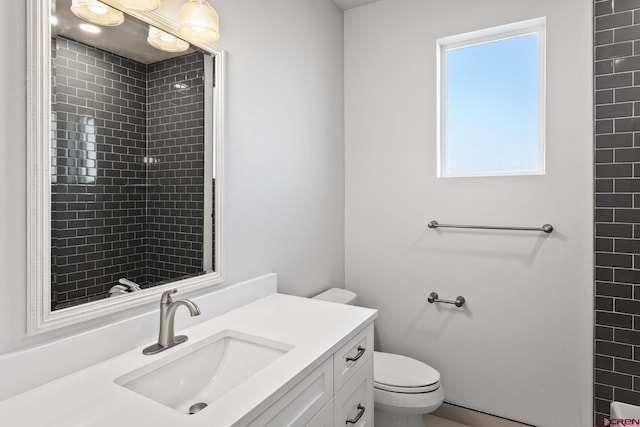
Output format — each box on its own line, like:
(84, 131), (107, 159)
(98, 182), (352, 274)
(427, 292), (465, 308)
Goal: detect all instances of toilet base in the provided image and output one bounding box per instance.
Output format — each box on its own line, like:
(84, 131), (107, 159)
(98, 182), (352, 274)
(375, 408), (426, 427)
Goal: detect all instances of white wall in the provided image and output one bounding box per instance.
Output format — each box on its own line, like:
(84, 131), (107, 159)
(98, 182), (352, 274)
(344, 1), (592, 426)
(0, 0), (344, 355)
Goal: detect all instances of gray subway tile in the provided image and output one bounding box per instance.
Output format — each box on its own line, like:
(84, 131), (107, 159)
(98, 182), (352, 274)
(616, 86), (640, 101)
(597, 31), (615, 46)
(597, 253), (634, 268)
(596, 237), (615, 251)
(596, 163), (633, 177)
(616, 238), (640, 253)
(597, 340), (634, 358)
(616, 24), (640, 42)
(615, 388), (640, 406)
(597, 59), (614, 75)
(615, 328), (640, 344)
(614, 0), (640, 13)
(598, 311), (634, 330)
(616, 268), (640, 283)
(616, 55), (640, 72)
(597, 325), (615, 340)
(598, 12), (634, 30)
(616, 298), (640, 314)
(597, 119), (615, 134)
(597, 368), (631, 388)
(597, 180), (615, 193)
(597, 72), (633, 89)
(597, 103), (634, 118)
(616, 117), (640, 131)
(616, 208), (640, 222)
(597, 0), (614, 16)
(596, 193), (633, 207)
(597, 133), (634, 148)
(596, 223), (634, 238)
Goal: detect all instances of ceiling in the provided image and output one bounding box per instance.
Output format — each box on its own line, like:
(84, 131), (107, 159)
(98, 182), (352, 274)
(333, 0), (382, 10)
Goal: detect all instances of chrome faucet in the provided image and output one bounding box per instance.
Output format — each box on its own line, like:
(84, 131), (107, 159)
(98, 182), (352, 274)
(143, 289), (201, 355)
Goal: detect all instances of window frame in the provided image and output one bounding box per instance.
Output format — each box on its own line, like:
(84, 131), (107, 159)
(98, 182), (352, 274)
(436, 17), (547, 178)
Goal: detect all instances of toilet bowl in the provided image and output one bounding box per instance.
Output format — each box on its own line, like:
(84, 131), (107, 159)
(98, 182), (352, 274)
(312, 288), (444, 427)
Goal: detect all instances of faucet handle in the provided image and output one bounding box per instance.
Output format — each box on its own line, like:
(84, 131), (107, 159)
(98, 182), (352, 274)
(160, 289), (178, 304)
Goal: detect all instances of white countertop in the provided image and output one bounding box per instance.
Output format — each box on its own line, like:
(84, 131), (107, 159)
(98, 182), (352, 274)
(0, 294), (377, 426)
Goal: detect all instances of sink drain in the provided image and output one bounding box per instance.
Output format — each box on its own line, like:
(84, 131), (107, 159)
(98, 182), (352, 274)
(189, 402), (208, 415)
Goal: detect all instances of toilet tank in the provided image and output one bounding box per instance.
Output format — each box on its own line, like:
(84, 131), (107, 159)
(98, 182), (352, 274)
(312, 288), (357, 305)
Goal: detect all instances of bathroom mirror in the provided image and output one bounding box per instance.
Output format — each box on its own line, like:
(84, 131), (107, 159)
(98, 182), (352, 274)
(27, 0), (224, 334)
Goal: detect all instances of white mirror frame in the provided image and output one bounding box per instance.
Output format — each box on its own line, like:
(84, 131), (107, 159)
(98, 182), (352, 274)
(27, 0), (224, 335)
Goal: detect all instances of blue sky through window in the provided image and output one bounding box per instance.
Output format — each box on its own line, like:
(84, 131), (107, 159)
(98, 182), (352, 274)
(444, 33), (539, 175)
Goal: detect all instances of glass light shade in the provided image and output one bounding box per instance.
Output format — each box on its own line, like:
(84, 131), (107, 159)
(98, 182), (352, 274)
(71, 0), (124, 26)
(147, 26), (189, 52)
(112, 0), (160, 12)
(178, 0), (220, 45)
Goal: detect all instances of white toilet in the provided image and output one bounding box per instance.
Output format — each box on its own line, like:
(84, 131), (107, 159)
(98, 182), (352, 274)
(313, 288), (444, 427)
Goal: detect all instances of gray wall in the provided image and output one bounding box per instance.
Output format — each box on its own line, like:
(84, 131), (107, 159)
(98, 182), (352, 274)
(594, 0), (640, 424)
(344, 0), (592, 425)
(0, 0), (344, 354)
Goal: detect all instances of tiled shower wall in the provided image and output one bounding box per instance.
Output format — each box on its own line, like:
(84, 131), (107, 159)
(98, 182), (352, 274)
(146, 53), (206, 283)
(595, 0), (640, 423)
(51, 37), (148, 309)
(51, 38), (208, 309)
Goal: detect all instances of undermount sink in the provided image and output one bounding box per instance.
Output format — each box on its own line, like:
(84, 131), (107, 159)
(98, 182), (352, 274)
(115, 330), (293, 415)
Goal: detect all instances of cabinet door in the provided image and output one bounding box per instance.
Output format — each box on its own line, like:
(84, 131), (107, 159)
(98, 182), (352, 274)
(247, 358), (333, 427)
(333, 356), (374, 426)
(305, 399), (333, 427)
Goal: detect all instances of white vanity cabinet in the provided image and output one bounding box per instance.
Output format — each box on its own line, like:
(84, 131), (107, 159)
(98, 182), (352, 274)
(0, 294), (378, 427)
(246, 322), (374, 427)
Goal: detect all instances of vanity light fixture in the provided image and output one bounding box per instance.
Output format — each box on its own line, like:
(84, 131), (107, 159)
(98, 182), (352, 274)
(147, 26), (189, 52)
(178, 0), (220, 45)
(71, 0), (124, 26)
(112, 0), (160, 12)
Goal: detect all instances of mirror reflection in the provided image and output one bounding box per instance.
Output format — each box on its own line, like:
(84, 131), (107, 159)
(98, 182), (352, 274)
(51, 0), (216, 310)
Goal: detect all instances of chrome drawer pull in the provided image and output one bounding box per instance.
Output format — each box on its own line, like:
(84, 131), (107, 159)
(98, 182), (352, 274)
(346, 346), (365, 363)
(345, 404), (365, 424)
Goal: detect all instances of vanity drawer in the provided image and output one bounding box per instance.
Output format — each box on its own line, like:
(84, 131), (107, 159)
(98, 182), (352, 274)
(333, 356), (374, 426)
(333, 323), (374, 393)
(247, 358), (333, 427)
(305, 399), (333, 427)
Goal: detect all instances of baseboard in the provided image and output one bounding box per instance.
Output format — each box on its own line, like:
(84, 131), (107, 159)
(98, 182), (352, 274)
(428, 402), (534, 427)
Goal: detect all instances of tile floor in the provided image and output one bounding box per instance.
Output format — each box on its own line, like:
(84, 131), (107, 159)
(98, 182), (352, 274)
(423, 403), (532, 427)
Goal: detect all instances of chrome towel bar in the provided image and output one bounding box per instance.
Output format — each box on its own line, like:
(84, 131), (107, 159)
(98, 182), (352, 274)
(427, 220), (553, 234)
(427, 292), (465, 308)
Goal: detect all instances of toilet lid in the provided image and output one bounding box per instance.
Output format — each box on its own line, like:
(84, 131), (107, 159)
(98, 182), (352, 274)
(374, 351), (440, 391)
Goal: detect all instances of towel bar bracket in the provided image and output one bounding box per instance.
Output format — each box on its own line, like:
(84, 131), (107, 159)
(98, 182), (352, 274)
(427, 292), (465, 308)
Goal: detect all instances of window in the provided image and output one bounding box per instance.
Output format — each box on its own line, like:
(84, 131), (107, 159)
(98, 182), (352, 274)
(437, 18), (546, 177)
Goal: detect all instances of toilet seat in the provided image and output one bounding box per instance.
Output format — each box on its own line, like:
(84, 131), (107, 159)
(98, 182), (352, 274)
(375, 381), (440, 394)
(374, 351), (440, 393)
